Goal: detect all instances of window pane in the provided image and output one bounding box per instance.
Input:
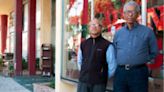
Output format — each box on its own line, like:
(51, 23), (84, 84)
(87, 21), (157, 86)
(61, 0), (163, 91)
(61, 0), (127, 90)
(61, 0), (83, 81)
(147, 1), (164, 92)
(147, 0), (164, 8)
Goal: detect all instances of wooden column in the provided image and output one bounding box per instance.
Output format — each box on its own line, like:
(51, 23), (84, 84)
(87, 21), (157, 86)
(15, 0), (23, 75)
(28, 0), (36, 75)
(0, 15), (8, 54)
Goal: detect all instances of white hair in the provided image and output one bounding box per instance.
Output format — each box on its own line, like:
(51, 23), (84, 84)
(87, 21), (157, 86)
(123, 1), (140, 13)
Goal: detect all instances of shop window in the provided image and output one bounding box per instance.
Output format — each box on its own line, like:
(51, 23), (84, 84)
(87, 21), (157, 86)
(61, 0), (164, 91)
(61, 0), (127, 91)
(147, 1), (164, 92)
(60, 0), (145, 91)
(61, 0), (83, 81)
(147, 0), (164, 8)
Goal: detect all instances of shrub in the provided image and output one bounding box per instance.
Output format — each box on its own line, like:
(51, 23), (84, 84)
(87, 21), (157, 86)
(36, 58), (40, 70)
(22, 58), (28, 70)
(49, 80), (55, 89)
(0, 57), (2, 66)
(9, 62), (14, 72)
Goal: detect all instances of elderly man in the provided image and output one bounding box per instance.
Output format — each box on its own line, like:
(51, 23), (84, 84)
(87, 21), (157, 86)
(77, 18), (116, 92)
(113, 1), (158, 92)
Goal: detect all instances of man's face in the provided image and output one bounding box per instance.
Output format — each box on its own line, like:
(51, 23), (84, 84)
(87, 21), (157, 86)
(89, 19), (102, 38)
(123, 5), (139, 24)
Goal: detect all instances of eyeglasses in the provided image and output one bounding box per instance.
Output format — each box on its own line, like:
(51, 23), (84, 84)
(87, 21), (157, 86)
(90, 24), (101, 27)
(124, 10), (136, 15)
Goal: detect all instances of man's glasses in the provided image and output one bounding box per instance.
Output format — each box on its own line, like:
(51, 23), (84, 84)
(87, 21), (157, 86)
(90, 24), (102, 27)
(124, 10), (136, 15)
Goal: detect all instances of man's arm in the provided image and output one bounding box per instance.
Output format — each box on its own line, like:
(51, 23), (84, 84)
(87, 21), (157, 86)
(106, 44), (117, 79)
(77, 47), (82, 71)
(148, 30), (159, 61)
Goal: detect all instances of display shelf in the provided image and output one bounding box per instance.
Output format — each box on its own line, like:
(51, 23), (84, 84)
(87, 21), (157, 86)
(41, 44), (53, 76)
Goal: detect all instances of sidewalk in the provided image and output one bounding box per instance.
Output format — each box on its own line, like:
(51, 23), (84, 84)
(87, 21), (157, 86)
(0, 72), (54, 92)
(13, 75), (54, 91)
(0, 76), (31, 92)
(0, 65), (54, 92)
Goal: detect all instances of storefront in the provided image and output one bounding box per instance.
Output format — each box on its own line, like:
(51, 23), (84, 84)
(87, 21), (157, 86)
(0, 0), (163, 91)
(55, 0), (163, 92)
(0, 0), (54, 75)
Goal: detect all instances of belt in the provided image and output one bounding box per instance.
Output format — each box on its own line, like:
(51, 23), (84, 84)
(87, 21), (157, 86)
(118, 64), (146, 70)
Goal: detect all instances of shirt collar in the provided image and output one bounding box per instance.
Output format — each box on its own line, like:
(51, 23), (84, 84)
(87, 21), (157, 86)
(124, 22), (139, 30)
(90, 34), (102, 40)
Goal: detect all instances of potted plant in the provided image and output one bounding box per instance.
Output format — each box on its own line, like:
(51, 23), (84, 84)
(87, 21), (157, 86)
(0, 56), (3, 71)
(8, 61), (14, 77)
(48, 80), (55, 89)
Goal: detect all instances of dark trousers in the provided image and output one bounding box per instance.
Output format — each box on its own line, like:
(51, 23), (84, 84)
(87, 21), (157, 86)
(113, 65), (149, 92)
(77, 82), (106, 92)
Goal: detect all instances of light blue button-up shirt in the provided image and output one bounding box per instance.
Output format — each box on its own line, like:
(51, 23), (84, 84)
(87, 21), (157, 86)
(77, 45), (116, 79)
(113, 23), (158, 65)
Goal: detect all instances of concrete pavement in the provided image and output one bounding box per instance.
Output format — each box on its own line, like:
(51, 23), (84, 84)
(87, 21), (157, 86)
(0, 76), (31, 92)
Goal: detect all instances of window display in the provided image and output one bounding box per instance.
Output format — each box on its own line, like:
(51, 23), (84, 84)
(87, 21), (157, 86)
(61, 0), (127, 90)
(61, 0), (163, 91)
(61, 0), (82, 81)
